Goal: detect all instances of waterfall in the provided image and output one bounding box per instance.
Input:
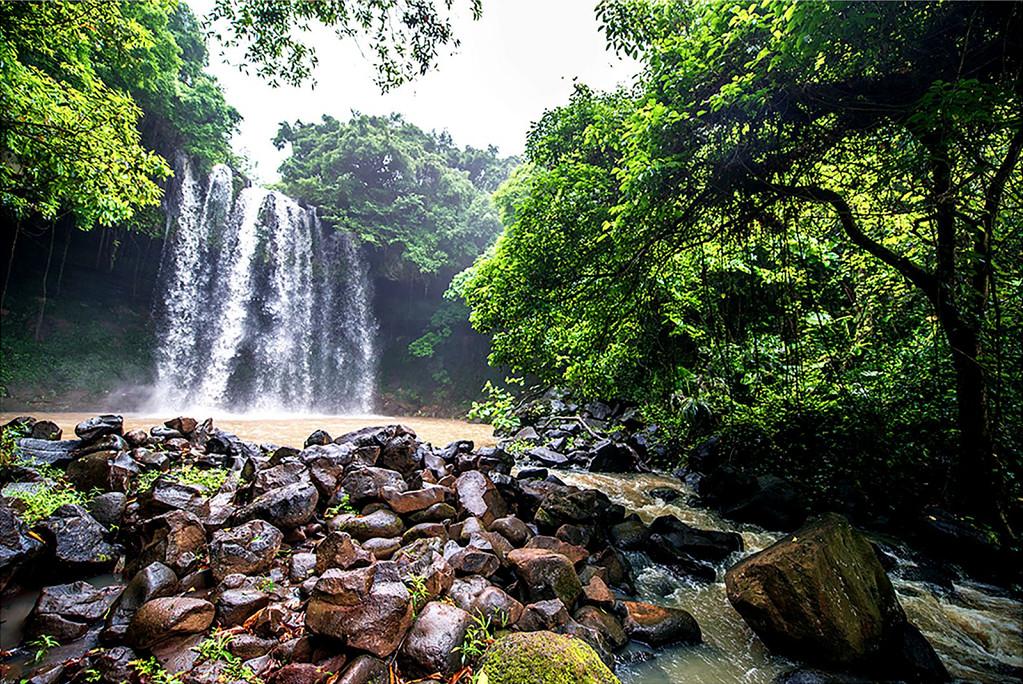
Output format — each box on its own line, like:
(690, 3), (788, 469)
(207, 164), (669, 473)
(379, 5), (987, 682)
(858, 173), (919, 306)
(153, 156), (377, 414)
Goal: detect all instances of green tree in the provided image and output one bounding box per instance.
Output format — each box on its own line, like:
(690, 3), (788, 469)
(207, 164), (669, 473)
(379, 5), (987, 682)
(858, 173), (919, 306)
(205, 0), (481, 90)
(460, 1), (1022, 527)
(275, 113), (505, 276)
(0, 1), (172, 226)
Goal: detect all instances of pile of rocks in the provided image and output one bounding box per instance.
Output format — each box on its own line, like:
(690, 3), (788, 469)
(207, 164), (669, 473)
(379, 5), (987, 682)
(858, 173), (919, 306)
(502, 395), (677, 473)
(1, 415), (707, 684)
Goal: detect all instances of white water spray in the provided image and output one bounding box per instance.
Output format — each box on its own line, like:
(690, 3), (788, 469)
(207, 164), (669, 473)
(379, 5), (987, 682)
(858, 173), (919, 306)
(153, 157), (377, 414)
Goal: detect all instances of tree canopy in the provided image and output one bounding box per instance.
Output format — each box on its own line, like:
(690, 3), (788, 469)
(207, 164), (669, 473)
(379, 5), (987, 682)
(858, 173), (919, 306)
(275, 113), (514, 276)
(458, 1), (1022, 524)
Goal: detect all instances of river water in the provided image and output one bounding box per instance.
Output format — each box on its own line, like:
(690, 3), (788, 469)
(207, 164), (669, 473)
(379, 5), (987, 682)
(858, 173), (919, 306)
(1, 414), (1019, 682)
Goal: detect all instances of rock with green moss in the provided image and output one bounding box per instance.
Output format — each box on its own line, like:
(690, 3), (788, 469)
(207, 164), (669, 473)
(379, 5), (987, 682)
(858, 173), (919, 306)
(479, 631), (620, 684)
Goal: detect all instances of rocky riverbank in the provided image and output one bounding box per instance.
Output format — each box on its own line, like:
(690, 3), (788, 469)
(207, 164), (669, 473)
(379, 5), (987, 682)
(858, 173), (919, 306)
(0, 414), (958, 683)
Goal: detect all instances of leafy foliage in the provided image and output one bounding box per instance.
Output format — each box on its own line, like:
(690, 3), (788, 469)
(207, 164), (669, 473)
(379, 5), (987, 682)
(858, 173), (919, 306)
(206, 0), (482, 90)
(135, 465), (229, 495)
(467, 379), (522, 432)
(275, 113), (509, 276)
(459, 2), (1023, 521)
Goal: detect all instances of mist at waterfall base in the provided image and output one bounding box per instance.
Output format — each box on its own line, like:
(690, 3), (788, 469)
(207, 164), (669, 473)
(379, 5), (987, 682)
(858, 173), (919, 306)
(147, 157), (378, 417)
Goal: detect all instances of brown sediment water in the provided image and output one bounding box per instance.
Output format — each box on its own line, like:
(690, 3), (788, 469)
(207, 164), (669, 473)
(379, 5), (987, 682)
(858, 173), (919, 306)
(0, 412), (497, 449)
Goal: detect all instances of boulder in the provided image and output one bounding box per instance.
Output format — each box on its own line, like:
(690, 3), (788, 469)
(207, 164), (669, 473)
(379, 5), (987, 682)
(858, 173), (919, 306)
(104, 562), (178, 642)
(382, 485), (447, 515)
(234, 481), (319, 528)
(35, 507), (118, 571)
(341, 467), (406, 506)
(648, 515), (743, 562)
(335, 655), (388, 684)
(12, 438), (80, 468)
(517, 599), (570, 632)
(30, 420), (62, 441)
(724, 514), (946, 681)
(334, 509), (404, 541)
(455, 471), (508, 527)
(618, 600), (701, 646)
(507, 548), (582, 607)
(399, 601), (473, 677)
(479, 631), (620, 684)
(315, 531), (372, 573)
(135, 510), (207, 576)
(27, 581), (122, 642)
(574, 605), (628, 650)
(304, 429), (332, 447)
(129, 597), (214, 649)
(75, 415), (123, 442)
(209, 520), (283, 581)
(305, 566), (414, 658)
(471, 586), (524, 626)
(491, 516), (532, 546)
(214, 575), (270, 625)
(0, 504), (44, 587)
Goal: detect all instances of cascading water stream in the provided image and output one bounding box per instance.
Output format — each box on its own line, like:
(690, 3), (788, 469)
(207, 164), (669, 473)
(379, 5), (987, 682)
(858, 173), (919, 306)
(153, 156), (377, 414)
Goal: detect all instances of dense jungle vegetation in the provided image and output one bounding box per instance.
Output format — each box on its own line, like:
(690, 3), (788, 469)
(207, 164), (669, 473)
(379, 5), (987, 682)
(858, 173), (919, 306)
(2, 1), (1021, 537)
(456, 1), (1023, 533)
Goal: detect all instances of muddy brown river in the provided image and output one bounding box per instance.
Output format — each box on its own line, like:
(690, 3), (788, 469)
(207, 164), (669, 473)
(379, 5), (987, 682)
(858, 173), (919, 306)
(1, 413), (1019, 682)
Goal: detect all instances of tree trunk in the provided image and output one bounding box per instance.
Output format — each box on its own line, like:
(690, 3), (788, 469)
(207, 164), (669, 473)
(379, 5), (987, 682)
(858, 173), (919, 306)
(936, 304), (1009, 533)
(35, 223), (56, 342)
(55, 219), (72, 297)
(1, 220), (18, 310)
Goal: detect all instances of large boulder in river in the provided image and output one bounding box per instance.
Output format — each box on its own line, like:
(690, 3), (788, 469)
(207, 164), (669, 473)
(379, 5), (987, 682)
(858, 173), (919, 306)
(479, 631), (620, 684)
(27, 581), (122, 641)
(617, 600), (701, 646)
(508, 548), (582, 607)
(234, 481), (319, 528)
(724, 514), (947, 681)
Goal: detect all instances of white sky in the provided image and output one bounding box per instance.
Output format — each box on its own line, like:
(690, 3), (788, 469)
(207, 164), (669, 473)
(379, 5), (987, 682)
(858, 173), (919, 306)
(191, 0), (639, 182)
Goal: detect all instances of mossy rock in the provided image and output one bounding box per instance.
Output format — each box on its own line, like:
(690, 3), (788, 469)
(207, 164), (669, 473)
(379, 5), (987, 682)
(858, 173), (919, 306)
(479, 631), (620, 684)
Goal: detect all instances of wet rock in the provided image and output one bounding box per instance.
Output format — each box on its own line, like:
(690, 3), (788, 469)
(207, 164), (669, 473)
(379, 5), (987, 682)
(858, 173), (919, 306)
(362, 537), (402, 560)
(92, 645), (139, 684)
(582, 576), (615, 607)
(378, 434), (420, 476)
(304, 429), (332, 447)
(517, 598), (571, 631)
(165, 416), (198, 435)
(535, 488), (625, 530)
(143, 479), (210, 517)
(448, 575), (491, 611)
(575, 605), (628, 650)
(87, 491), (125, 527)
(402, 522), (448, 544)
(315, 531), (372, 573)
(382, 485), (448, 515)
(0, 504), (44, 587)
(75, 414), (123, 442)
(341, 467), (406, 506)
(36, 507), (118, 571)
(104, 562), (178, 642)
(214, 574), (270, 625)
(479, 631), (620, 684)
(305, 566), (414, 658)
(618, 600), (701, 646)
(528, 446), (569, 467)
(772, 669), (878, 684)
(588, 439), (640, 473)
(455, 470), (508, 527)
(129, 597), (215, 649)
(210, 519), (283, 581)
(235, 481), (319, 528)
(267, 662), (332, 684)
(449, 547), (500, 577)
(491, 516), (532, 546)
(724, 475), (809, 530)
(407, 502), (457, 524)
(136, 510), (207, 576)
(27, 581), (122, 641)
(725, 513), (945, 680)
(508, 548), (583, 607)
(334, 509), (405, 541)
(253, 461), (309, 497)
(611, 515), (650, 550)
(471, 585), (524, 626)
(290, 552), (317, 582)
(15, 438), (80, 468)
(335, 655), (388, 684)
(525, 535), (589, 565)
(30, 420), (62, 441)
(399, 601), (473, 676)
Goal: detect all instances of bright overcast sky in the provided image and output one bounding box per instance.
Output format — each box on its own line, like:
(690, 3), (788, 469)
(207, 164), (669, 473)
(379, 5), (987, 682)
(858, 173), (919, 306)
(190, 1), (639, 182)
